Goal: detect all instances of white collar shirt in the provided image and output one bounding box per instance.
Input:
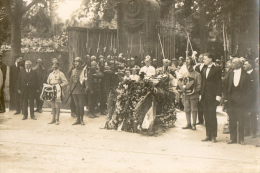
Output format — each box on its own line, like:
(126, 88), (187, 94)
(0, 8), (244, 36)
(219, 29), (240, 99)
(233, 68), (242, 87)
(247, 69), (253, 74)
(206, 63), (213, 78)
(199, 63), (204, 71)
(139, 65), (156, 77)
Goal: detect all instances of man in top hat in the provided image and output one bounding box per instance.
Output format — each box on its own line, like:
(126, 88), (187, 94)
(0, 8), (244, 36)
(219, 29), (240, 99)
(17, 60), (39, 120)
(139, 55), (156, 78)
(33, 58), (46, 113)
(200, 53), (222, 143)
(0, 53), (7, 113)
(70, 57), (86, 125)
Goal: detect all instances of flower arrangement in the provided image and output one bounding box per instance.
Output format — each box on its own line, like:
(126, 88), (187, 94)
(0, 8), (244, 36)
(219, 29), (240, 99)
(105, 73), (177, 135)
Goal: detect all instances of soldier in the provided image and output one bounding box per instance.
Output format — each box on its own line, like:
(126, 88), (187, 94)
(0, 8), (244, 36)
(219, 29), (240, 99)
(177, 57), (201, 130)
(17, 60), (39, 120)
(86, 61), (103, 117)
(46, 62), (68, 125)
(68, 61), (76, 117)
(70, 57), (86, 125)
(98, 57), (106, 115)
(194, 54), (206, 125)
(33, 58), (46, 113)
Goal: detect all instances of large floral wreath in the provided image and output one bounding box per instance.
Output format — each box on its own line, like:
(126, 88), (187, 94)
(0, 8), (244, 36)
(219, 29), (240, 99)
(105, 74), (177, 134)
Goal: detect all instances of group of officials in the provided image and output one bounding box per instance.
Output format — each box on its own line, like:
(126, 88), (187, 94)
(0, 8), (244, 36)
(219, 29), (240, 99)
(178, 53), (259, 145)
(0, 51), (259, 145)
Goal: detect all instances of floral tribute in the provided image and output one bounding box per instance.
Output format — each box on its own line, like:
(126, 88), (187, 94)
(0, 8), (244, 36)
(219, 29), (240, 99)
(105, 74), (177, 135)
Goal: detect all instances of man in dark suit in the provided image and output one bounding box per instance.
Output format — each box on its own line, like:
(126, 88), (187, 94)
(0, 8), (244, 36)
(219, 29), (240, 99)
(33, 58), (46, 113)
(10, 56), (24, 114)
(243, 60), (258, 138)
(18, 60), (39, 120)
(224, 58), (249, 145)
(0, 53), (7, 113)
(200, 53), (222, 143)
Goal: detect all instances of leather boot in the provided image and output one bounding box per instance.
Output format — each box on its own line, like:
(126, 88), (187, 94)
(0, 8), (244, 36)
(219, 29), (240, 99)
(80, 114), (85, 125)
(56, 109), (60, 125)
(72, 116), (81, 125)
(49, 109), (56, 124)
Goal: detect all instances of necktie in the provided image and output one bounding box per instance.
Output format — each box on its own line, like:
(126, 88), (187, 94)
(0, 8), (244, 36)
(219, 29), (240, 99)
(206, 66), (211, 78)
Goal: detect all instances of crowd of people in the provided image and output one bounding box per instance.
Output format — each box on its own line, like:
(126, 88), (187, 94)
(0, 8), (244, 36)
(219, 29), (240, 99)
(0, 50), (259, 145)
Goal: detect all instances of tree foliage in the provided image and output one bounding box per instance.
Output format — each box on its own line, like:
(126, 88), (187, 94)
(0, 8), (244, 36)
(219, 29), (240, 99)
(0, 1), (10, 48)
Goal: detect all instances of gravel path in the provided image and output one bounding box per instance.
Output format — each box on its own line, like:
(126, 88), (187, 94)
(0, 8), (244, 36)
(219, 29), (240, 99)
(0, 109), (259, 173)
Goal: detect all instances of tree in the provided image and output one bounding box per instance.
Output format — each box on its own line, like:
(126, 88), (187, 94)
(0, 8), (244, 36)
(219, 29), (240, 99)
(3, 0), (46, 62)
(0, 1), (10, 48)
(173, 0), (258, 58)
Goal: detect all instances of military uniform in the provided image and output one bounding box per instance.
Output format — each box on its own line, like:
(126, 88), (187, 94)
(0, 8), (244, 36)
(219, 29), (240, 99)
(47, 69), (68, 124)
(70, 67), (86, 125)
(86, 66), (103, 116)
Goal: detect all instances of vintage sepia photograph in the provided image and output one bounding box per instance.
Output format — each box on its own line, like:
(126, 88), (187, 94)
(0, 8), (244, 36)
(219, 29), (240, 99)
(0, 0), (259, 172)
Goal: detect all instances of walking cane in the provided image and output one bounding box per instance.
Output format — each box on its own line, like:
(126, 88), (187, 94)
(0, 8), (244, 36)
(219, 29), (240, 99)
(237, 121), (239, 143)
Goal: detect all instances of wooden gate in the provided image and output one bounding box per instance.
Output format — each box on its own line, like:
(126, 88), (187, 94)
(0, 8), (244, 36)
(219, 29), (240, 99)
(68, 27), (117, 65)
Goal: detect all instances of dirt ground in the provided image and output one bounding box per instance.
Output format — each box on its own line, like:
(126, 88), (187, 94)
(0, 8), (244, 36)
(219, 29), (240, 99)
(0, 108), (259, 173)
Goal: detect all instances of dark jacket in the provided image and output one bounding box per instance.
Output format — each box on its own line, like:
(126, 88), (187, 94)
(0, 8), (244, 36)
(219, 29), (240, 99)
(223, 69), (249, 108)
(0, 62), (7, 89)
(246, 69), (258, 110)
(17, 69), (39, 95)
(10, 65), (20, 93)
(201, 64), (222, 101)
(33, 65), (47, 88)
(10, 61), (25, 92)
(87, 67), (103, 92)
